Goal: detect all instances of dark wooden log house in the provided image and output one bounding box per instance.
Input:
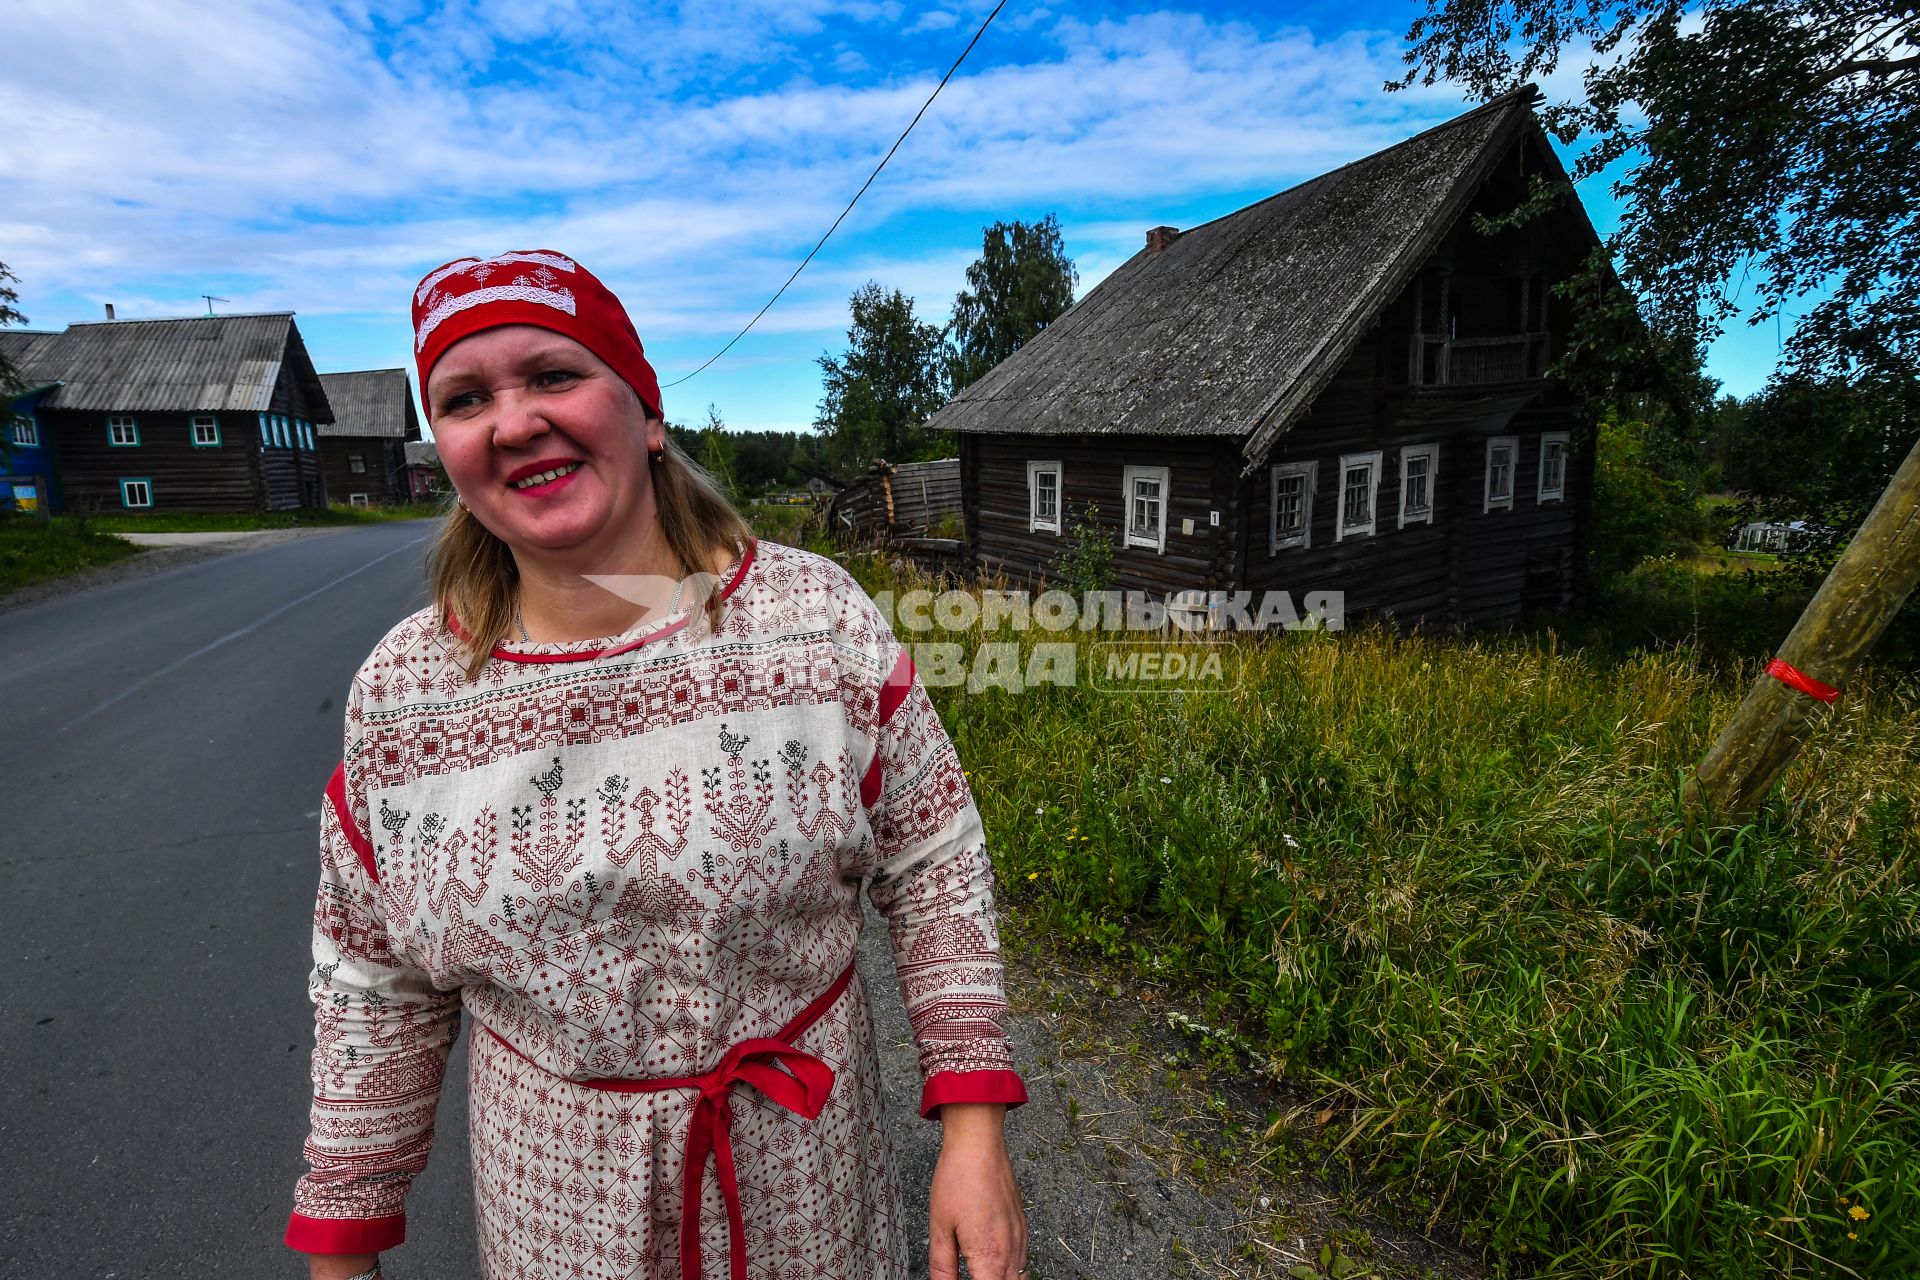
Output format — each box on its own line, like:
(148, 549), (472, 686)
(317, 369), (421, 507)
(0, 312), (333, 513)
(926, 87), (1612, 629)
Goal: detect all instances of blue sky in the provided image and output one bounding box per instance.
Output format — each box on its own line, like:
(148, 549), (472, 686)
(0, 0), (1790, 435)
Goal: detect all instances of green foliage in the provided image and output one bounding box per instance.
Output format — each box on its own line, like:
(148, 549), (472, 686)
(0, 513), (140, 591)
(947, 213), (1078, 393)
(1591, 411), (1702, 577)
(1052, 501), (1114, 593)
(1397, 1), (1920, 383)
(697, 404), (740, 503)
(661, 422), (831, 496)
(815, 282), (950, 471)
(848, 555), (1920, 1279)
(0, 259), (28, 469)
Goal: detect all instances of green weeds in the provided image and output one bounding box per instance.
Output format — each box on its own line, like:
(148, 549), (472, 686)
(855, 558), (1920, 1278)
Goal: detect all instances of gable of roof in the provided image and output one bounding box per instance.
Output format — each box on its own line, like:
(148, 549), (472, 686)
(318, 369), (420, 440)
(0, 313), (334, 419)
(927, 87), (1589, 474)
(403, 441), (441, 469)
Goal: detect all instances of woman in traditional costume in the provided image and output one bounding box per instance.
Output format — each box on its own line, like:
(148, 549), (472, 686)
(285, 251), (1029, 1280)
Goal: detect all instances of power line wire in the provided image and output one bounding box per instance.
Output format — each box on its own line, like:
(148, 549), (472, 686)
(660, 0), (1010, 390)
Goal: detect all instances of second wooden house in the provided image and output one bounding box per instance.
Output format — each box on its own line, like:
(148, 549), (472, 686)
(317, 368), (421, 506)
(926, 87), (1617, 630)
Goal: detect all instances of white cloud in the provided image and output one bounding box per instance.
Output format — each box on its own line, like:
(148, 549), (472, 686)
(0, 0), (1512, 422)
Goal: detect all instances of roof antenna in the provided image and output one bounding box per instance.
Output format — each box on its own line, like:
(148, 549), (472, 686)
(202, 295), (229, 316)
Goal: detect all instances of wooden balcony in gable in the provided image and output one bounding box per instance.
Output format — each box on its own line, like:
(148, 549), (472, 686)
(1409, 332), (1552, 390)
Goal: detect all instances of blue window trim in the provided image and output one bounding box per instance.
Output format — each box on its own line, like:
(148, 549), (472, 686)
(108, 415), (140, 446)
(190, 415), (222, 448)
(119, 477), (154, 508)
(8, 415), (38, 448)
(297, 418), (312, 450)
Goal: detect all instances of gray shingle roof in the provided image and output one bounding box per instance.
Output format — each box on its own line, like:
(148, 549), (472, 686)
(318, 369), (420, 440)
(0, 313), (332, 419)
(404, 441), (441, 469)
(926, 88), (1567, 471)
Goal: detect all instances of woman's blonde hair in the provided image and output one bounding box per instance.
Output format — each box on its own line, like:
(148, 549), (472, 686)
(430, 429), (753, 680)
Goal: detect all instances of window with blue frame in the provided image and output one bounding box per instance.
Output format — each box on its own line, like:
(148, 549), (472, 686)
(8, 415), (37, 448)
(191, 415), (221, 447)
(120, 478), (153, 508)
(108, 415), (140, 446)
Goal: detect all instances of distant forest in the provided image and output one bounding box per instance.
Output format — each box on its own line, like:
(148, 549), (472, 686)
(662, 418), (836, 497)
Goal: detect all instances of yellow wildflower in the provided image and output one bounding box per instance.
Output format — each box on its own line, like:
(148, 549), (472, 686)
(1848, 1232), (1858, 1241)
(1026, 871), (1039, 881)
(1849, 1205), (1870, 1222)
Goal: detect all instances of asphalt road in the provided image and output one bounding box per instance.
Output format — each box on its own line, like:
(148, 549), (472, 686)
(0, 521), (485, 1276)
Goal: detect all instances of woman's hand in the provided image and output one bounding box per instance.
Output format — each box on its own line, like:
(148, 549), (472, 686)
(928, 1103), (1027, 1280)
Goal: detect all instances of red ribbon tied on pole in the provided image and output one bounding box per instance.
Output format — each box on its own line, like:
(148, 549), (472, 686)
(1765, 657), (1841, 704)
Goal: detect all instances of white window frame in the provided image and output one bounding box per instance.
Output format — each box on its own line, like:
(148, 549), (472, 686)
(1269, 460), (1316, 552)
(1537, 431), (1569, 502)
(348, 452), (367, 475)
(8, 415), (38, 448)
(190, 415), (220, 447)
(1484, 435), (1519, 512)
(108, 415), (140, 446)
(1027, 460), (1061, 533)
(1122, 465), (1170, 553)
(1398, 443), (1439, 529)
(349, 492), (370, 508)
(1334, 450), (1383, 542)
(120, 478), (153, 508)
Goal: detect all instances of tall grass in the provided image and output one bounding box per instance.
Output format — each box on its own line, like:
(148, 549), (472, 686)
(846, 553), (1920, 1278)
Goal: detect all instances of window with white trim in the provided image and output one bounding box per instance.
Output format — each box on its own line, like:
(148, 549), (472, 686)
(349, 493), (370, 508)
(349, 452), (367, 474)
(8, 415), (38, 448)
(191, 415), (220, 447)
(1122, 465), (1170, 552)
(1484, 435), (1518, 511)
(1027, 461), (1061, 532)
(120, 478), (152, 508)
(108, 415), (139, 446)
(1537, 431), (1569, 502)
(1398, 443), (1438, 528)
(1335, 451), (1383, 541)
(1269, 460), (1316, 551)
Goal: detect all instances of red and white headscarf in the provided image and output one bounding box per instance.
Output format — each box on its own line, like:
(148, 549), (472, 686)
(411, 250), (663, 422)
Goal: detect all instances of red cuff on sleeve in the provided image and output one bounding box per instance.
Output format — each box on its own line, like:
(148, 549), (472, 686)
(918, 1069), (1029, 1119)
(325, 761), (380, 884)
(284, 1210), (406, 1255)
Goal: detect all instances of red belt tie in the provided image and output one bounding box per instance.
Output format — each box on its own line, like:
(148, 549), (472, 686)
(483, 962), (855, 1280)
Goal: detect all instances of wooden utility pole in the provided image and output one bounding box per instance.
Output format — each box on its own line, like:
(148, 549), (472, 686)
(1687, 434), (1920, 819)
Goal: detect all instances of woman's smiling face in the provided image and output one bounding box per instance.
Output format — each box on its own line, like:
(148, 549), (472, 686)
(428, 324), (665, 563)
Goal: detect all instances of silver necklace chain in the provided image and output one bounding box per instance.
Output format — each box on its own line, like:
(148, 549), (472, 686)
(514, 546), (739, 644)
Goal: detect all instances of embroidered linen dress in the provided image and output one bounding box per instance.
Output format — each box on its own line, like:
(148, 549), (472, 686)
(285, 539), (1025, 1280)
